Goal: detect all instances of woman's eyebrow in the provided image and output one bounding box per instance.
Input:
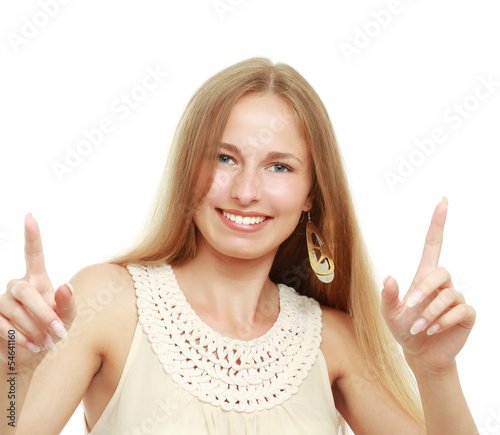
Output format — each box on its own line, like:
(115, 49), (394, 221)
(220, 143), (304, 165)
(266, 151), (303, 165)
(220, 142), (240, 154)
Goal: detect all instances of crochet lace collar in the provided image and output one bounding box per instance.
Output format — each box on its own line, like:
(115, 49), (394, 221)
(127, 262), (322, 413)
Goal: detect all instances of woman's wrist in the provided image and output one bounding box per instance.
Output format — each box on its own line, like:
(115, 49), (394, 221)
(404, 353), (458, 382)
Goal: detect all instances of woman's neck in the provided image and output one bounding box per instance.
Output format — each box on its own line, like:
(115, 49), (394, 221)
(171, 238), (280, 340)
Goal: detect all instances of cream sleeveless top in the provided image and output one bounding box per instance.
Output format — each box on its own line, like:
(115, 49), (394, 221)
(85, 262), (338, 434)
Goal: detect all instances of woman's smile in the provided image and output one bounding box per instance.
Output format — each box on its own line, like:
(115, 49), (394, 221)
(217, 208), (272, 232)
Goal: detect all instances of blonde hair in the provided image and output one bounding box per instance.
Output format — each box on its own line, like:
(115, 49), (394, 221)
(106, 57), (425, 431)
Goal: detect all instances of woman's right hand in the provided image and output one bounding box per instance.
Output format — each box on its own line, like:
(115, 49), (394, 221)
(0, 213), (77, 369)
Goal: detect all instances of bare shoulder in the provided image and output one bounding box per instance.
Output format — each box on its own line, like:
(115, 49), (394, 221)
(67, 262), (138, 357)
(319, 305), (362, 386)
(69, 262), (135, 301)
(320, 305), (355, 338)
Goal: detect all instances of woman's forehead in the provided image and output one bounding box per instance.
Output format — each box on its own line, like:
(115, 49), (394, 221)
(221, 94), (309, 161)
(231, 94), (297, 126)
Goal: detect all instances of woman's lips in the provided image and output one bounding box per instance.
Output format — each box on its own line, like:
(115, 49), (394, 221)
(217, 208), (272, 232)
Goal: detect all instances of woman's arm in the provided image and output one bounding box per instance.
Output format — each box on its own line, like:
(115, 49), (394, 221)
(322, 306), (476, 435)
(409, 359), (477, 435)
(322, 307), (425, 435)
(0, 215), (127, 434)
(17, 267), (104, 434)
(18, 261), (137, 434)
(381, 198), (477, 434)
(322, 199), (477, 434)
(0, 214), (78, 432)
(382, 269), (477, 434)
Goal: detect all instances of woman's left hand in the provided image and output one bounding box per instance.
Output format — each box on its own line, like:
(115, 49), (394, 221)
(380, 198), (476, 373)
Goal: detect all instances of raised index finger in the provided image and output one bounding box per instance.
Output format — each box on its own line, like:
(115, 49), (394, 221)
(24, 213), (47, 278)
(416, 197), (448, 274)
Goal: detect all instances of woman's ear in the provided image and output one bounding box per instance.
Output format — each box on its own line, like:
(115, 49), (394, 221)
(303, 195), (313, 212)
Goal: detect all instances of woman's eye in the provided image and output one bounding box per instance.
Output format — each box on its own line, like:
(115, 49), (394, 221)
(270, 163), (292, 173)
(218, 154), (234, 164)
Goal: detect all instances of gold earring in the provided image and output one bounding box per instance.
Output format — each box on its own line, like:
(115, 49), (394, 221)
(306, 211), (334, 283)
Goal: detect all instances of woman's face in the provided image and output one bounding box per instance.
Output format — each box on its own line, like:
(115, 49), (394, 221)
(193, 93), (313, 261)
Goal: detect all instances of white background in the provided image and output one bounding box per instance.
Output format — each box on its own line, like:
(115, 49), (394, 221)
(1, 1), (499, 433)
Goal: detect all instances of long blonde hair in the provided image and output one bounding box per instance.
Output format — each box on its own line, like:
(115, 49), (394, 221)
(106, 57), (425, 431)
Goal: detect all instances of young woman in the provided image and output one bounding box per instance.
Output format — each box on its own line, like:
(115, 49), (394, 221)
(1, 57), (477, 434)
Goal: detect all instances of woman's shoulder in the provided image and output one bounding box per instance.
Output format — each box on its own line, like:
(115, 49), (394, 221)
(319, 305), (364, 386)
(69, 262), (138, 305)
(320, 305), (356, 339)
(68, 262), (138, 349)
(70, 262), (135, 296)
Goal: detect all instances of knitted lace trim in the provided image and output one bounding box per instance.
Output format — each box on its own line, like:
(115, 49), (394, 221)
(126, 262), (322, 413)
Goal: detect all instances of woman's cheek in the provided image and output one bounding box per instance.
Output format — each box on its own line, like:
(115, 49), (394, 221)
(206, 170), (232, 199)
(266, 179), (309, 206)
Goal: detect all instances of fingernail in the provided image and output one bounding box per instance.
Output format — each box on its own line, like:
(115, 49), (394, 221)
(407, 290), (423, 307)
(25, 212), (32, 219)
(382, 275), (391, 286)
(441, 196), (448, 204)
(26, 341), (40, 353)
(64, 282), (74, 296)
(50, 320), (68, 339)
(427, 324), (440, 335)
(410, 318), (426, 335)
(43, 336), (56, 352)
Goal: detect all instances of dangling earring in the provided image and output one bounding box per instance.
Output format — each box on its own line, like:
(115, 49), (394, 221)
(306, 211), (335, 283)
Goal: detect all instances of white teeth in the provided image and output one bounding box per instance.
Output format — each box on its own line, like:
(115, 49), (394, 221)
(222, 211), (266, 225)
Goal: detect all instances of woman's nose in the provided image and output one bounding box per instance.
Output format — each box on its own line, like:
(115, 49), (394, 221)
(230, 168), (260, 205)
